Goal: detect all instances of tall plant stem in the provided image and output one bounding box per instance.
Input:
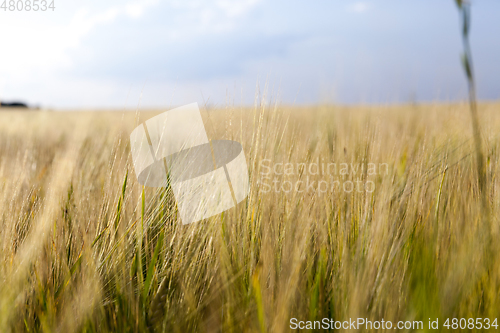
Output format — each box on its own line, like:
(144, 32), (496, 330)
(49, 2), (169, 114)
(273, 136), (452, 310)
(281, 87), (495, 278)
(456, 2), (488, 218)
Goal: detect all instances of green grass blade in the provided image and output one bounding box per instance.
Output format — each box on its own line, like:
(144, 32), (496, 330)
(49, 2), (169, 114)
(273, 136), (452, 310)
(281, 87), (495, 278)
(143, 230), (164, 300)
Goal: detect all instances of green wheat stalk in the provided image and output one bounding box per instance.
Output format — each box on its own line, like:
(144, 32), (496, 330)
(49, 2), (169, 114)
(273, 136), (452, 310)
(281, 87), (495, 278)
(454, 0), (489, 221)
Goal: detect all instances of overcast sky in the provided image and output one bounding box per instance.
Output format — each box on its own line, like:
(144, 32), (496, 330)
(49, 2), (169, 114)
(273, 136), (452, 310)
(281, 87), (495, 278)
(0, 0), (499, 109)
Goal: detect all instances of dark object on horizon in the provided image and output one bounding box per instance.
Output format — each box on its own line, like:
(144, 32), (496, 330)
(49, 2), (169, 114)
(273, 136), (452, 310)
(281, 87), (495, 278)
(0, 101), (29, 108)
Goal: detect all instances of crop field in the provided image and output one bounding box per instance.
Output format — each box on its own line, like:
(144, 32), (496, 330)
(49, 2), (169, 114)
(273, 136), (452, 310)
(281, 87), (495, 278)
(1, 102), (500, 332)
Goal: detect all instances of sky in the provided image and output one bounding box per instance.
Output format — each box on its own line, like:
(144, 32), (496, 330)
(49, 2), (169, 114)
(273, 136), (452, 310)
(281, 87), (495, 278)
(0, 0), (499, 109)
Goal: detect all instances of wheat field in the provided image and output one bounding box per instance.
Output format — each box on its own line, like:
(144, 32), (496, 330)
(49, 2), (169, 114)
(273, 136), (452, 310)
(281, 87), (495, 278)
(0, 102), (500, 332)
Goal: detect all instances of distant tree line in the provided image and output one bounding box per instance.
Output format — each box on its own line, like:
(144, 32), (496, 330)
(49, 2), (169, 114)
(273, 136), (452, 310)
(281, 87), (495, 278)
(0, 101), (29, 108)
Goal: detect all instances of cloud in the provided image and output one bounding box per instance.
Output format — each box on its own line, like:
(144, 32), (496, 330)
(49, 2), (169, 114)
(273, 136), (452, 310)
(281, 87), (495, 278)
(69, 7), (120, 44)
(170, 0), (263, 34)
(126, 4), (145, 18)
(0, 0), (160, 82)
(215, 0), (262, 18)
(67, 30), (300, 82)
(125, 0), (159, 19)
(347, 2), (370, 13)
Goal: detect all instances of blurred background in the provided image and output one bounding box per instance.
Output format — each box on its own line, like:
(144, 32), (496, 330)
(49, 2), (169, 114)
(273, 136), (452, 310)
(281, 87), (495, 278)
(0, 0), (499, 109)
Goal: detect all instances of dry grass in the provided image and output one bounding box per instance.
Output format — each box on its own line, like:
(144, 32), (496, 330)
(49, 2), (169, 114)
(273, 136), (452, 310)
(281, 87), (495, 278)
(1, 102), (500, 332)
